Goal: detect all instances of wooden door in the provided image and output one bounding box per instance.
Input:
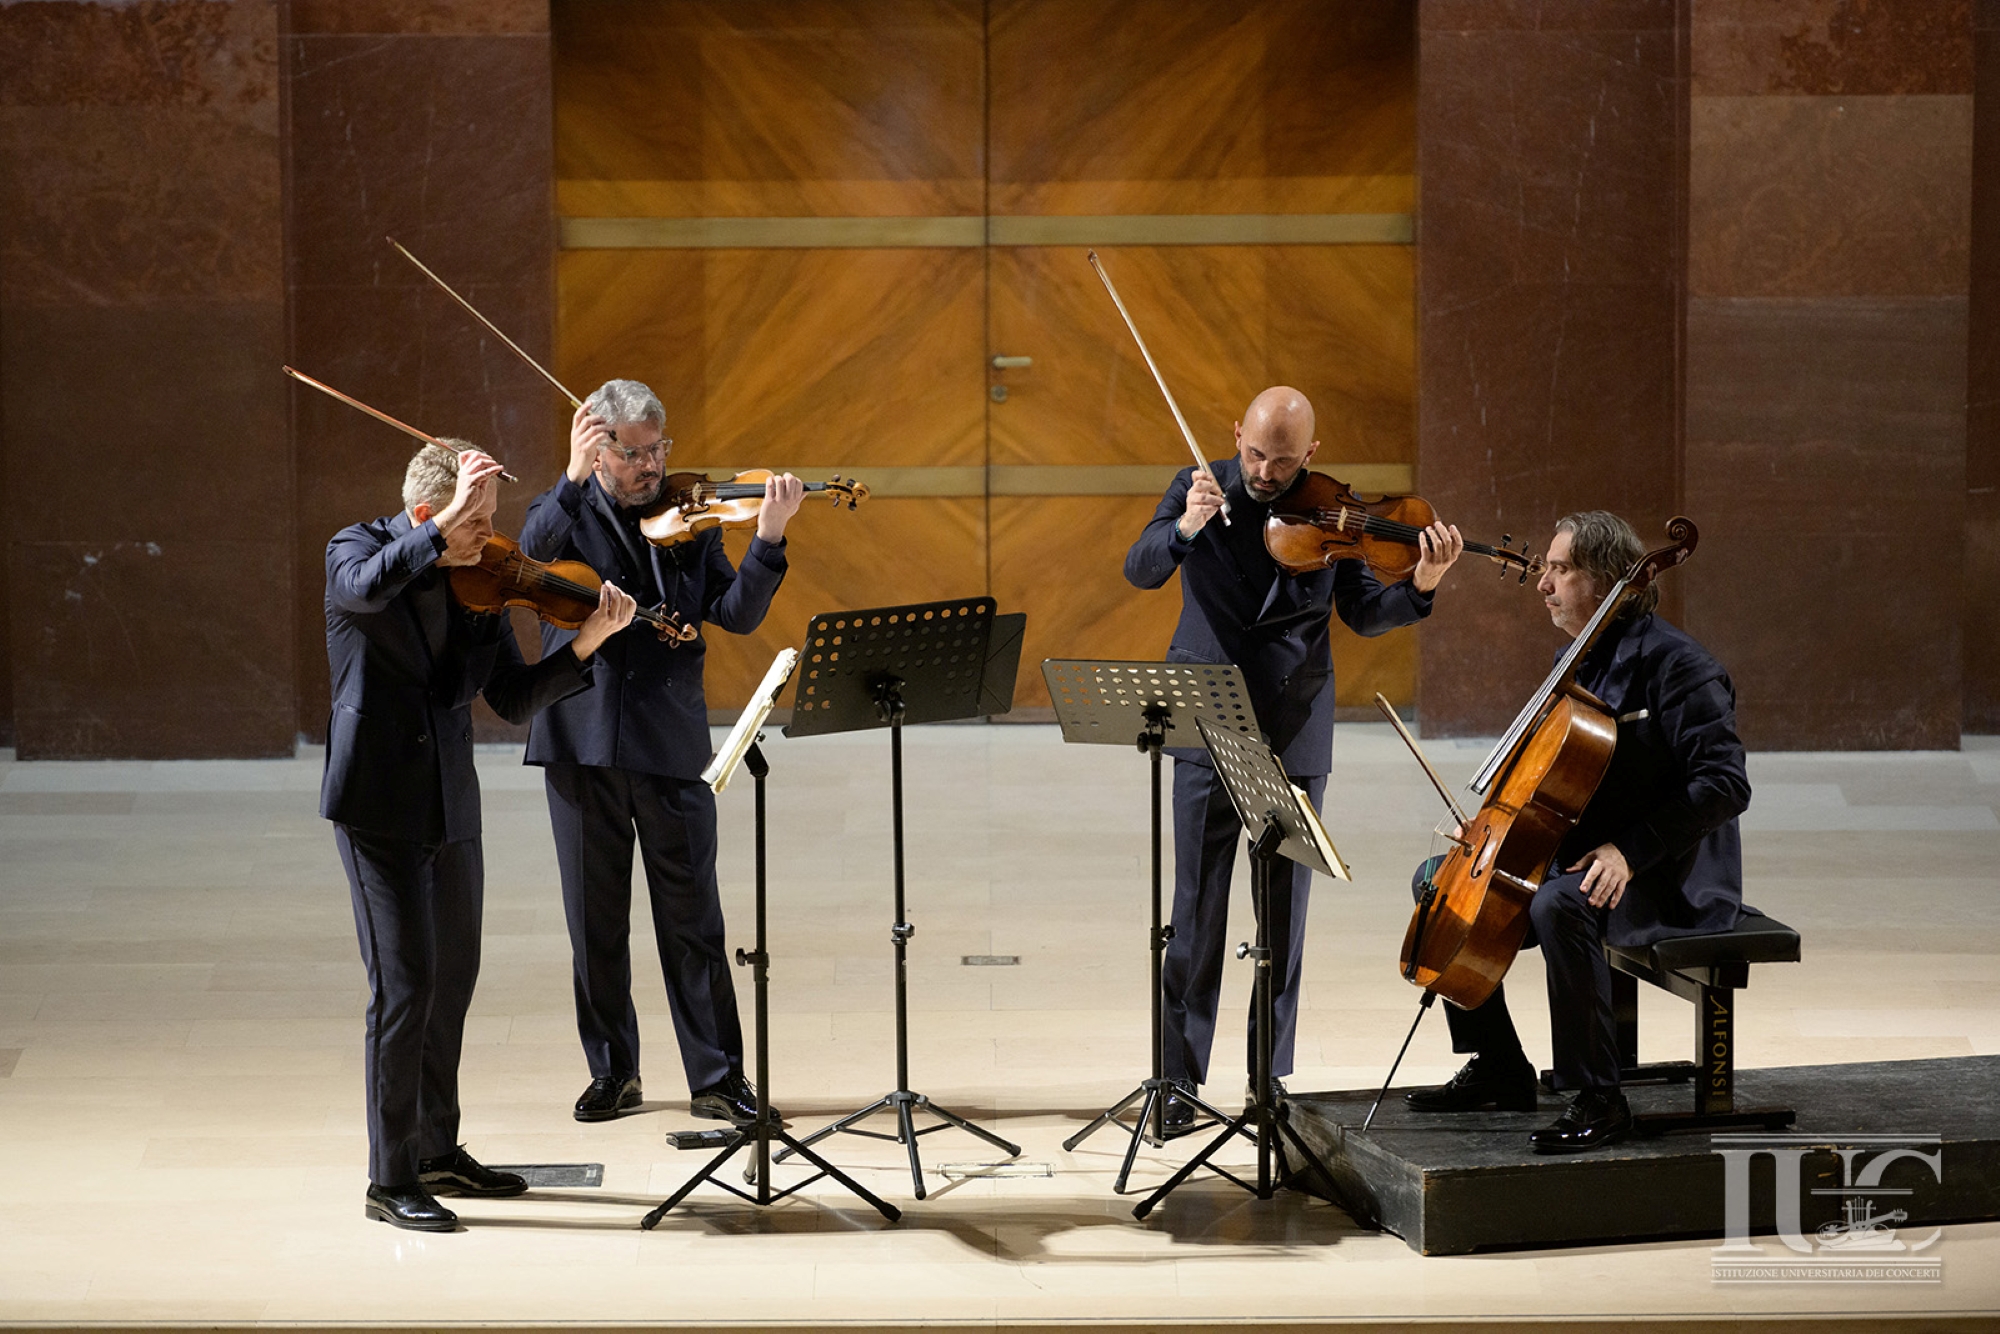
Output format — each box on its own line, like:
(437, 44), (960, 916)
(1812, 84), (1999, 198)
(553, 0), (1417, 714)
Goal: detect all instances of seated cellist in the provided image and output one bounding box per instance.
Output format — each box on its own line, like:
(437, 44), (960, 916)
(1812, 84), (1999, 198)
(1403, 511), (1750, 1152)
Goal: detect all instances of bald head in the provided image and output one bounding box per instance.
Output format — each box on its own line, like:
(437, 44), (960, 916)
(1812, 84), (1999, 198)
(1234, 385), (1318, 500)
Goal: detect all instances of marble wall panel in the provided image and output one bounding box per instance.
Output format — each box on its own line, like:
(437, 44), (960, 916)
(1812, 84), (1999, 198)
(1968, 1), (2000, 731)
(1692, 0), (1973, 96)
(1, 0), (289, 757)
(288, 1), (547, 36)
(1416, 6), (1683, 737)
(1689, 95), (1973, 298)
(285, 20), (556, 742)
(10, 539), (294, 758)
(5, 305), (290, 542)
(1684, 297), (1966, 749)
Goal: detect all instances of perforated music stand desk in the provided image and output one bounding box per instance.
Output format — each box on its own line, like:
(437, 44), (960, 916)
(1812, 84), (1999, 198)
(780, 597), (1025, 1199)
(1132, 714), (1343, 1219)
(1041, 660), (1259, 1191)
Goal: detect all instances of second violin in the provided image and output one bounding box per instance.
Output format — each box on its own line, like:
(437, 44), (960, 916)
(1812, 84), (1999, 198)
(639, 470), (870, 547)
(1264, 472), (1544, 583)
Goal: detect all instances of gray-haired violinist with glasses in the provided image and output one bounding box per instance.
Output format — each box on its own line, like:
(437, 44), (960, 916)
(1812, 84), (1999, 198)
(517, 380), (803, 1129)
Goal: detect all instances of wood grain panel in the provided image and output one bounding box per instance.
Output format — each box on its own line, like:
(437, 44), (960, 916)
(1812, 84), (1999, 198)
(554, 0), (983, 218)
(699, 498), (986, 710)
(989, 0), (1414, 216)
(992, 496), (1417, 712)
(559, 247), (986, 469)
(988, 246), (1414, 469)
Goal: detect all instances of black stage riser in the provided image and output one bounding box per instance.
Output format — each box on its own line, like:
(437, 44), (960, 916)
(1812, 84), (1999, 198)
(1286, 1056), (2000, 1256)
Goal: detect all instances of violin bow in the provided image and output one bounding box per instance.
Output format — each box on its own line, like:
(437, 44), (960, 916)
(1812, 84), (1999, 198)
(387, 236), (586, 410)
(282, 365), (518, 483)
(1086, 249), (1232, 526)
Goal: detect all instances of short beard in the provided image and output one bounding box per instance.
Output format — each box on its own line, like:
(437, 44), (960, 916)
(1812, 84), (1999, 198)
(603, 472), (663, 509)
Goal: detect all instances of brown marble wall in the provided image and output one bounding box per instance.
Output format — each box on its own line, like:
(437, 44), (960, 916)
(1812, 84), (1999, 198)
(1685, 0), (1972, 749)
(1415, 1), (1687, 737)
(284, 0), (557, 743)
(1971, 0), (2000, 732)
(0, 1), (292, 757)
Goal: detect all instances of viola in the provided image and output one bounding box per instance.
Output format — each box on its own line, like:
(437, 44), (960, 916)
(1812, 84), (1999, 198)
(450, 533), (697, 645)
(1397, 517), (1698, 1009)
(638, 470), (869, 548)
(1264, 471), (1543, 583)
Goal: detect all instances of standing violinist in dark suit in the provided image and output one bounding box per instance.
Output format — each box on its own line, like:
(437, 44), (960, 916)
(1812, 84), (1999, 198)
(518, 379), (804, 1127)
(1402, 510), (1750, 1153)
(1125, 386), (1464, 1133)
(324, 441), (636, 1231)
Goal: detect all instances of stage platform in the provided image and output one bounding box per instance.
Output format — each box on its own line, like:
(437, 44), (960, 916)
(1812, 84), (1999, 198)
(1289, 1055), (2000, 1256)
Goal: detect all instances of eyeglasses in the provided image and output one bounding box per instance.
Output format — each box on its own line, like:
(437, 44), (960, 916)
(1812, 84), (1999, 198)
(606, 438), (671, 465)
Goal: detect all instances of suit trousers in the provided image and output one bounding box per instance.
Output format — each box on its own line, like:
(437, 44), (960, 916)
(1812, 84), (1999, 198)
(1409, 856), (1621, 1090)
(1161, 760), (1326, 1086)
(335, 825), (482, 1187)
(544, 762), (743, 1092)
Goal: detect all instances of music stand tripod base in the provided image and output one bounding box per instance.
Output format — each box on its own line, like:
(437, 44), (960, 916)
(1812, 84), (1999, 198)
(641, 734), (900, 1227)
(1042, 659), (1259, 1191)
(778, 598), (1026, 1199)
(1132, 715), (1345, 1219)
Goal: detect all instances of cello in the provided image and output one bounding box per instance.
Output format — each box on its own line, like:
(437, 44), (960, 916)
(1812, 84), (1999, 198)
(1361, 517), (1699, 1125)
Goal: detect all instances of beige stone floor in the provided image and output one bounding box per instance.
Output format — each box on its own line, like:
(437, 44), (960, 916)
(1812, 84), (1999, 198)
(1, 725), (1997, 1327)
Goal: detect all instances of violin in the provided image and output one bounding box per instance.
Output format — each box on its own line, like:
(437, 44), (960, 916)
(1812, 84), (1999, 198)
(1397, 517), (1698, 1009)
(450, 533), (698, 645)
(638, 470), (869, 548)
(1264, 471), (1544, 583)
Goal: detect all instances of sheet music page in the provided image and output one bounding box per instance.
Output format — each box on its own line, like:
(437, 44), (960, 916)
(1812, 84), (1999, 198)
(704, 648), (800, 793)
(1291, 782), (1351, 881)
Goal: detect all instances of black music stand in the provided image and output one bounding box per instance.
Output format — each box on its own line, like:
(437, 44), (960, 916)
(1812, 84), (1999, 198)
(1043, 659), (1259, 1192)
(1132, 715), (1346, 1219)
(777, 597), (1025, 1199)
(640, 732), (901, 1227)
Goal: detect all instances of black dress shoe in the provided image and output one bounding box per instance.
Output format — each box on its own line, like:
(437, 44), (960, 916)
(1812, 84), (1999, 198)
(418, 1145), (527, 1198)
(690, 1074), (775, 1126)
(364, 1182), (457, 1232)
(1528, 1088), (1633, 1154)
(1404, 1054), (1540, 1113)
(1160, 1078), (1200, 1138)
(574, 1074), (643, 1122)
(1246, 1076), (1289, 1108)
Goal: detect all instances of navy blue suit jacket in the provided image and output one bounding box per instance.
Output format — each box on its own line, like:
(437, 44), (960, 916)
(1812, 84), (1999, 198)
(1561, 611), (1751, 948)
(321, 511), (593, 845)
(517, 473), (787, 780)
(1124, 459), (1433, 776)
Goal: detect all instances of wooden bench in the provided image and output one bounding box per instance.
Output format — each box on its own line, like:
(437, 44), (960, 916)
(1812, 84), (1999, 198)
(1545, 911), (1802, 1134)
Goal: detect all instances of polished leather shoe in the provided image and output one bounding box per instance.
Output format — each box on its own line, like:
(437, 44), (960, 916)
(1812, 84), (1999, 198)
(1528, 1088), (1633, 1154)
(1405, 1054), (1540, 1113)
(690, 1074), (775, 1126)
(418, 1145), (527, 1198)
(1246, 1076), (1289, 1108)
(574, 1074), (643, 1123)
(1159, 1078), (1200, 1138)
(364, 1182), (457, 1232)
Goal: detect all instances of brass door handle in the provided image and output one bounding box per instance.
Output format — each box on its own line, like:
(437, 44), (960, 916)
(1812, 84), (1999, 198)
(990, 355), (1032, 370)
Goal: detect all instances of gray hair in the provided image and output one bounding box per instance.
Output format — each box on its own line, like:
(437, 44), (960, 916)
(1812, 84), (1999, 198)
(1555, 510), (1658, 618)
(586, 379), (665, 429)
(402, 439), (468, 514)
